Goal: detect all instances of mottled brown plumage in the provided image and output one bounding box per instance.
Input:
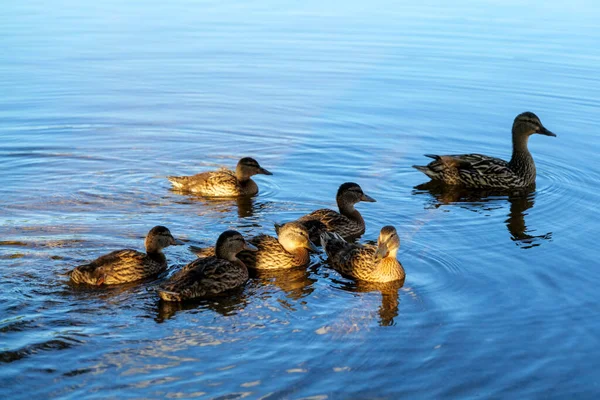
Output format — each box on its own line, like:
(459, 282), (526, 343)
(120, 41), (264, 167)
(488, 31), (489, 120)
(189, 222), (318, 270)
(321, 226), (405, 283)
(292, 182), (376, 243)
(168, 157), (272, 197)
(413, 112), (556, 188)
(158, 230), (257, 301)
(68, 226), (182, 285)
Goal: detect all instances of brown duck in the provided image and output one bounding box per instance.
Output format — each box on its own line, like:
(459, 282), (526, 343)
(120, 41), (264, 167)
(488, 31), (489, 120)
(321, 226), (405, 283)
(413, 112), (556, 189)
(168, 157), (272, 197)
(292, 182), (376, 243)
(69, 226), (183, 285)
(158, 230), (257, 301)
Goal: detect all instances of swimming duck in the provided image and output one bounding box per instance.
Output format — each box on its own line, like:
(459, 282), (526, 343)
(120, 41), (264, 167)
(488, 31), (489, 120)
(413, 112), (556, 189)
(158, 230), (257, 301)
(69, 226), (183, 285)
(190, 222), (318, 270)
(320, 226), (405, 283)
(168, 157), (272, 197)
(293, 182), (376, 243)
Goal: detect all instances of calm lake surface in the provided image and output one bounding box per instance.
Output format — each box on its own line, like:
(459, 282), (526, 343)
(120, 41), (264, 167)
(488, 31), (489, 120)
(2, 0), (600, 398)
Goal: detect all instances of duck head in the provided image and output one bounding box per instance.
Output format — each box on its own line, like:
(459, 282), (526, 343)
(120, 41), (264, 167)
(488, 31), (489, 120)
(145, 226), (184, 253)
(236, 157), (273, 180)
(336, 182), (376, 210)
(215, 230), (258, 262)
(513, 112), (556, 139)
(374, 226), (400, 261)
(277, 222), (319, 253)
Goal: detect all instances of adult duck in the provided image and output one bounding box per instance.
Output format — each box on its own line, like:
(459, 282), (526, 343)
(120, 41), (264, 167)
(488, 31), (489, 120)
(69, 226), (183, 285)
(158, 230), (257, 301)
(413, 112), (556, 189)
(168, 157), (272, 197)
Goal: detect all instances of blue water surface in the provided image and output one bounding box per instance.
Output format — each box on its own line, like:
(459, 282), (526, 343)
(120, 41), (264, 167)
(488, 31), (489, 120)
(1, 0), (600, 398)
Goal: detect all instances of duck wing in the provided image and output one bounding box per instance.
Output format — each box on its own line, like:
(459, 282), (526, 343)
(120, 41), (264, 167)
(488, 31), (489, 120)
(189, 245), (216, 258)
(159, 257), (246, 301)
(69, 249), (149, 285)
(298, 209), (350, 231)
(168, 168), (239, 195)
(321, 233), (377, 279)
(240, 234), (299, 269)
(444, 154), (514, 179)
(414, 153), (514, 186)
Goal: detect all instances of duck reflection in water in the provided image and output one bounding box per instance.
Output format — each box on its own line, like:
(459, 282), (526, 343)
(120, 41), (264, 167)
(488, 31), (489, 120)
(155, 288), (250, 322)
(170, 191), (266, 218)
(253, 266), (317, 302)
(155, 267), (317, 322)
(413, 182), (552, 248)
(332, 278), (405, 326)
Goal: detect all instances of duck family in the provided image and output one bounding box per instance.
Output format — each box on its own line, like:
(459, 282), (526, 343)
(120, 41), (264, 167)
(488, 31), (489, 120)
(68, 111), (556, 302)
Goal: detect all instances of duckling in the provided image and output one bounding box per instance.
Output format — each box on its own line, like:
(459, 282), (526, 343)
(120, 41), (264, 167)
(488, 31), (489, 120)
(294, 182), (376, 243)
(190, 222), (318, 270)
(168, 157), (272, 197)
(69, 226), (183, 285)
(158, 230), (257, 301)
(413, 112), (556, 189)
(321, 226), (405, 283)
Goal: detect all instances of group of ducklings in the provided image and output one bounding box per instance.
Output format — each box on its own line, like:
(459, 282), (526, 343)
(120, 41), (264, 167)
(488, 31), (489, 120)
(69, 111), (556, 302)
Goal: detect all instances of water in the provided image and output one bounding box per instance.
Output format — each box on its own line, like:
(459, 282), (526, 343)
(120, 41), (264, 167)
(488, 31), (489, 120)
(2, 0), (600, 398)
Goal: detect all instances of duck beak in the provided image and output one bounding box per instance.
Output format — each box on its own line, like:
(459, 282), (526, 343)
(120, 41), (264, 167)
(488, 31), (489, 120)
(170, 237), (185, 246)
(361, 193), (377, 202)
(374, 242), (388, 261)
(306, 239), (319, 253)
(538, 126), (556, 137)
(259, 167), (273, 175)
(244, 242), (258, 252)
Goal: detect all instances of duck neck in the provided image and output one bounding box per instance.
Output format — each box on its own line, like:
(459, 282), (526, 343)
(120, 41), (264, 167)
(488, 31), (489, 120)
(232, 257), (247, 269)
(218, 247), (245, 267)
(235, 167), (251, 183)
(509, 134), (536, 182)
(386, 248), (398, 259)
(337, 200), (363, 225)
(239, 178), (257, 194)
(289, 248), (310, 267)
(145, 246), (166, 263)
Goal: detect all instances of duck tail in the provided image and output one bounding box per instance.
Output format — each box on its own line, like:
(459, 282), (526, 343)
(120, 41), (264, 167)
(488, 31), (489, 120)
(68, 265), (106, 285)
(167, 176), (187, 189)
(189, 245), (215, 258)
(320, 232), (346, 256)
(412, 164), (438, 179)
(302, 220), (327, 245)
(158, 289), (182, 302)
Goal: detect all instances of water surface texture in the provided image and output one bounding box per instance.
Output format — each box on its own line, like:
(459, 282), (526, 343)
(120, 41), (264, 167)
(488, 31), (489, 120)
(2, 0), (600, 398)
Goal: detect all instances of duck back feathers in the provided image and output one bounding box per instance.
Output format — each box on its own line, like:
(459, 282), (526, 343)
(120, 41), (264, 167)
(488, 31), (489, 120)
(168, 168), (258, 197)
(168, 157), (271, 197)
(69, 249), (166, 285)
(413, 153), (520, 188)
(158, 257), (248, 301)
